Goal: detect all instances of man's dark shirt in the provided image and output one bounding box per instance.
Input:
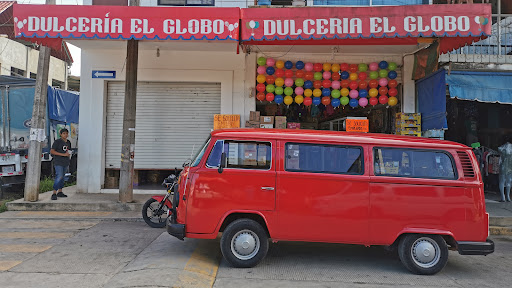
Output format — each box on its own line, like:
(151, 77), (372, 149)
(52, 138), (71, 166)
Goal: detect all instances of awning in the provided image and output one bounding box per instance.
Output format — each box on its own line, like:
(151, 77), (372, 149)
(241, 4), (491, 53)
(13, 4), (239, 41)
(417, 69), (448, 131)
(446, 71), (512, 105)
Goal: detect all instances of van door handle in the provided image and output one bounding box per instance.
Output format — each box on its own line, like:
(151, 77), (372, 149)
(261, 187), (275, 191)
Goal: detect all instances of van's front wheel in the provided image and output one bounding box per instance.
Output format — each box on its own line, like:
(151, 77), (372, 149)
(220, 219), (268, 268)
(398, 234), (448, 275)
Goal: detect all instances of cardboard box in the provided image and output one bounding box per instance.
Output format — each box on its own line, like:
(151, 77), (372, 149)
(287, 122), (301, 129)
(245, 121), (260, 128)
(260, 116), (274, 124)
(396, 112), (421, 121)
(260, 124), (274, 129)
(250, 111), (260, 121)
(396, 119), (421, 128)
(275, 116), (287, 129)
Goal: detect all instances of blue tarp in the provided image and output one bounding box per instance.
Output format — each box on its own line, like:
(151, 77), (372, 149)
(417, 69), (448, 131)
(446, 71), (512, 104)
(47, 86), (79, 124)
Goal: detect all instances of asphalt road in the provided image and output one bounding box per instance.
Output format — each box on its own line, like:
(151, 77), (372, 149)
(0, 212), (510, 288)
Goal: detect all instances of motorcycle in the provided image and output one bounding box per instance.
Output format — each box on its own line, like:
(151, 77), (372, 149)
(142, 174), (177, 228)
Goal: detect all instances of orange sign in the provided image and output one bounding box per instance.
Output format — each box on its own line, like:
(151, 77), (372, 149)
(214, 114), (240, 130)
(346, 119), (369, 133)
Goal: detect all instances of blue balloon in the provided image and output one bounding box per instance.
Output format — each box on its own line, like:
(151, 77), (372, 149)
(388, 71), (398, 79)
(349, 98), (359, 108)
(341, 71), (349, 79)
(312, 97), (321, 106)
(359, 89), (368, 98)
(285, 61), (293, 69)
(266, 66), (275, 75)
(304, 80), (313, 89)
(331, 98), (341, 108)
(322, 88), (331, 96)
(296, 61), (305, 70)
(274, 95), (284, 104)
(379, 61), (389, 69)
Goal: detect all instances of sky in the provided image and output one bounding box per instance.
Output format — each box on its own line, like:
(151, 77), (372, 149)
(17, 0), (84, 76)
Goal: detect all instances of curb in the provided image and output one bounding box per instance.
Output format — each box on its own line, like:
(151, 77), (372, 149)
(490, 226), (512, 236)
(6, 202), (143, 212)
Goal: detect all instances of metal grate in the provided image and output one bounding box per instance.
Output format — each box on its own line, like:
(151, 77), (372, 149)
(457, 151), (475, 178)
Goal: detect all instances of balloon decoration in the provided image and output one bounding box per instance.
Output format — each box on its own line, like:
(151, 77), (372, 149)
(295, 95), (304, 105)
(341, 96), (350, 106)
(303, 96), (313, 106)
(266, 84), (275, 93)
(285, 69), (294, 78)
(257, 92), (265, 102)
(257, 57), (266, 66)
(266, 67), (275, 75)
(284, 87), (294, 96)
(266, 58), (275, 67)
(266, 93), (274, 102)
(304, 89), (313, 97)
(276, 60), (284, 69)
(285, 61), (293, 69)
(359, 97), (368, 107)
(275, 86), (284, 95)
(349, 98), (359, 108)
(275, 95), (284, 104)
(275, 68), (285, 78)
(296, 70), (305, 78)
(312, 97), (321, 106)
(284, 95), (293, 105)
(296, 61), (305, 70)
(257, 66), (266, 75)
(266, 76), (275, 85)
(275, 78), (284, 87)
(295, 87), (304, 95)
(332, 98), (341, 108)
(321, 96), (331, 106)
(257, 74), (266, 84)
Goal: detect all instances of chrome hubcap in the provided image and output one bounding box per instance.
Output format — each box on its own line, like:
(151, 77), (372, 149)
(411, 237), (441, 269)
(231, 229), (260, 260)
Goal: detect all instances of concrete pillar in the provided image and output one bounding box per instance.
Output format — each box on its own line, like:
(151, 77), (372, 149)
(402, 54), (416, 113)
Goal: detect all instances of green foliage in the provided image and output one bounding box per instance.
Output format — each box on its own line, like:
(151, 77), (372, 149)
(0, 199), (14, 213)
(39, 177), (54, 193)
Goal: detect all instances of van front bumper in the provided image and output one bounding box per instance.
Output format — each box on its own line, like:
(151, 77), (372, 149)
(457, 239), (494, 255)
(166, 216), (185, 241)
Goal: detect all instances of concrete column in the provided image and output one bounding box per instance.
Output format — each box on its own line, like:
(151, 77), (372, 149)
(402, 54), (416, 113)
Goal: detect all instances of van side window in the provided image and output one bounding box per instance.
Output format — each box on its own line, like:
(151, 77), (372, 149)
(206, 140), (271, 170)
(374, 148), (456, 179)
(285, 143), (363, 174)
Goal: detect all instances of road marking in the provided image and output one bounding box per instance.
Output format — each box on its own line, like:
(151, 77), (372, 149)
(17, 211), (112, 217)
(0, 219), (99, 230)
(0, 244), (52, 253)
(0, 232), (74, 239)
(0, 261), (22, 271)
(172, 240), (222, 288)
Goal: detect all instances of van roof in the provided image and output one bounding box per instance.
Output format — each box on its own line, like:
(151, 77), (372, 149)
(211, 129), (470, 150)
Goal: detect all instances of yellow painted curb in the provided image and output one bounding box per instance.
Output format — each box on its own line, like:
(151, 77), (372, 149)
(173, 241), (222, 288)
(0, 232), (74, 239)
(0, 260), (22, 271)
(489, 226), (512, 236)
(0, 244), (52, 253)
(17, 211), (112, 217)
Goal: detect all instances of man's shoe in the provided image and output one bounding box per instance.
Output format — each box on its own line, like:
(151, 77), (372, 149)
(56, 192), (68, 198)
(51, 194), (58, 200)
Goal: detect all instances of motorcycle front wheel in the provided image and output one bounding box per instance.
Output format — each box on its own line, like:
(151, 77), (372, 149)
(142, 198), (168, 228)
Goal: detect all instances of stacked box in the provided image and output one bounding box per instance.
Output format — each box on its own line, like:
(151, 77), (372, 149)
(245, 121), (260, 128)
(287, 122), (301, 129)
(395, 113), (421, 137)
(260, 116), (274, 125)
(250, 111), (260, 121)
(275, 116), (287, 129)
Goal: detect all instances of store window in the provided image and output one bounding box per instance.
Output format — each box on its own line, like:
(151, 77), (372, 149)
(10, 67), (25, 77)
(374, 148), (456, 179)
(158, 0), (214, 6)
(191, 137), (211, 167)
(314, 0), (429, 6)
(285, 143), (363, 174)
(207, 140), (272, 170)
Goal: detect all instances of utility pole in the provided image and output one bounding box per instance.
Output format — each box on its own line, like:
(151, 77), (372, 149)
(119, 0), (140, 203)
(24, 0), (56, 202)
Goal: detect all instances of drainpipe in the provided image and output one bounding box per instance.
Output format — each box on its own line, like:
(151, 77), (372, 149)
(26, 46), (30, 77)
(498, 0), (502, 55)
(6, 85), (10, 152)
(1, 88), (5, 151)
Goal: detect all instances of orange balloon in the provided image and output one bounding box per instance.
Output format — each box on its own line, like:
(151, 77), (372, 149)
(369, 88), (379, 98)
(321, 96), (331, 106)
(313, 89), (322, 97)
(323, 63), (332, 71)
(331, 63), (340, 73)
(388, 96), (398, 106)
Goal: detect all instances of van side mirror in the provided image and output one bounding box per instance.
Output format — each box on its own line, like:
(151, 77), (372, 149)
(218, 152), (226, 174)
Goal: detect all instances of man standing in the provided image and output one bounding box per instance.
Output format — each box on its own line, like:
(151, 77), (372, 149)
(50, 128), (71, 200)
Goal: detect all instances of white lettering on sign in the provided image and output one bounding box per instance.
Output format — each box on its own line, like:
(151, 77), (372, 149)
(27, 16), (123, 34)
(163, 19), (224, 35)
(404, 16), (469, 33)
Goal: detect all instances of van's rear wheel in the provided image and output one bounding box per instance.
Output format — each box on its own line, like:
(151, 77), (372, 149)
(398, 234), (448, 275)
(220, 219), (268, 268)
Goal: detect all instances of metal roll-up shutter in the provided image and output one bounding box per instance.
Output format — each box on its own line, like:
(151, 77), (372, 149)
(105, 82), (221, 169)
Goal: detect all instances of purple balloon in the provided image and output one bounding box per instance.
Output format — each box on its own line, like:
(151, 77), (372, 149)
(349, 89), (359, 99)
(379, 78), (388, 87)
(295, 87), (304, 95)
(266, 58), (275, 67)
(323, 71), (332, 80)
(331, 81), (341, 90)
(284, 78), (294, 87)
(369, 62), (379, 71)
(359, 97), (369, 107)
(304, 62), (314, 72)
(257, 66), (266, 75)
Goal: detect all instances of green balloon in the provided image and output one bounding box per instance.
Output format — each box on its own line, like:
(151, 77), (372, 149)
(340, 96), (350, 106)
(314, 72), (323, 80)
(369, 71), (379, 79)
(388, 62), (397, 71)
(284, 87), (293, 96)
(275, 86), (284, 95)
(379, 69), (388, 78)
(266, 84), (275, 93)
(257, 57), (266, 66)
(331, 89), (341, 98)
(358, 63), (368, 72)
(295, 78), (304, 87)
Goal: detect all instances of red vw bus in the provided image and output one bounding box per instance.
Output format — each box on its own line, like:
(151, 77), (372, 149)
(167, 129), (494, 275)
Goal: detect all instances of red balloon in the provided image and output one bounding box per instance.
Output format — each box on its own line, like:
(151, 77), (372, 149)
(305, 71), (314, 80)
(379, 95), (389, 105)
(349, 64), (358, 73)
(322, 79), (332, 88)
(340, 63), (349, 72)
(369, 97), (379, 106)
(331, 72), (341, 81)
(266, 93), (275, 102)
(303, 97), (313, 106)
(321, 96), (331, 105)
(257, 92), (266, 101)
(313, 80), (322, 89)
(358, 72), (367, 81)
(341, 79), (350, 88)
(314, 63), (323, 72)
(349, 81), (358, 90)
(369, 79), (379, 88)
(257, 83), (266, 92)
(285, 69), (294, 78)
(388, 79), (398, 88)
(388, 88), (398, 97)
(295, 70), (305, 78)
(359, 81), (368, 90)
(379, 86), (389, 96)
(275, 68), (285, 78)
(266, 75), (275, 84)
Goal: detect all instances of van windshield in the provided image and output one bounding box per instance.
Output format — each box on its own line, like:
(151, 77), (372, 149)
(191, 136), (211, 167)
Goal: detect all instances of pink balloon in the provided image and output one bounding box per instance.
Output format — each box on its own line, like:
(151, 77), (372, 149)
(323, 71), (331, 80)
(369, 62), (379, 71)
(331, 81), (341, 90)
(359, 97), (368, 107)
(379, 78), (388, 87)
(257, 66), (266, 75)
(284, 78), (294, 87)
(304, 62), (314, 72)
(266, 58), (275, 67)
(295, 87), (304, 95)
(349, 89), (359, 99)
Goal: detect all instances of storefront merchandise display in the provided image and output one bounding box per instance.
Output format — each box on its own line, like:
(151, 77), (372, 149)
(498, 141), (512, 202)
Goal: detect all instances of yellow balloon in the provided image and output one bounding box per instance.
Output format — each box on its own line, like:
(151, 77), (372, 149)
(295, 95), (304, 105)
(276, 60), (285, 69)
(341, 88), (349, 97)
(323, 63), (332, 71)
(284, 95), (293, 106)
(388, 96), (398, 106)
(349, 73), (358, 81)
(369, 88), (379, 97)
(331, 64), (340, 73)
(313, 89), (322, 97)
(257, 74), (266, 84)
(275, 77), (285, 87)
(304, 89), (313, 97)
